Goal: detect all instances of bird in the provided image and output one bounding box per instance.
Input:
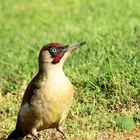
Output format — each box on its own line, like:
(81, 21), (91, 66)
(7, 41), (86, 140)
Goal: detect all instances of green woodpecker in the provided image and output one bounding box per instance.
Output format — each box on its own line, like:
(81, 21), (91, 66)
(7, 41), (86, 140)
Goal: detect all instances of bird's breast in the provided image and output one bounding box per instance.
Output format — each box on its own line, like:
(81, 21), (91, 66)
(45, 70), (74, 98)
(38, 71), (74, 129)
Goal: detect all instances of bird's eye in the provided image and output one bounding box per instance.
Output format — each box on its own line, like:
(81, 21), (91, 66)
(51, 47), (57, 53)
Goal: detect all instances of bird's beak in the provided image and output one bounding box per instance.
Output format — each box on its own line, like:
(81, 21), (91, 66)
(68, 41), (86, 51)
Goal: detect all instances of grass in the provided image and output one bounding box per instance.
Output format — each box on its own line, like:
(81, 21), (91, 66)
(0, 0), (140, 139)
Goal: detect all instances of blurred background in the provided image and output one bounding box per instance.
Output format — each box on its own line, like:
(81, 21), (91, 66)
(0, 0), (140, 139)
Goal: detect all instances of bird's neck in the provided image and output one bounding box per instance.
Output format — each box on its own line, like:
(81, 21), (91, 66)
(39, 62), (64, 76)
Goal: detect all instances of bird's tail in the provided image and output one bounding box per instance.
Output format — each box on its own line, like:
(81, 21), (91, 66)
(7, 128), (24, 140)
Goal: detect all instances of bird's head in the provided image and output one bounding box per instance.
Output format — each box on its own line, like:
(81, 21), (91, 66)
(39, 42), (86, 71)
